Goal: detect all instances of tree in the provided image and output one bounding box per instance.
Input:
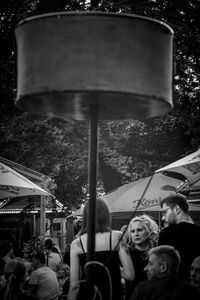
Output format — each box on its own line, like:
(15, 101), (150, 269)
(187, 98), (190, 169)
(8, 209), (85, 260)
(1, 0), (200, 209)
(100, 0), (200, 180)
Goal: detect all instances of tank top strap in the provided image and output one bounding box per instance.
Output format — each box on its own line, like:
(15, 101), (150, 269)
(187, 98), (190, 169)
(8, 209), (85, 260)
(79, 236), (85, 254)
(109, 231), (112, 251)
(46, 253), (49, 266)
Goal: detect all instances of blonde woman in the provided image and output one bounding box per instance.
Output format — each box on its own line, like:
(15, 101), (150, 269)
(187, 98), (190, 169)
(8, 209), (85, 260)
(125, 214), (159, 300)
(69, 198), (134, 300)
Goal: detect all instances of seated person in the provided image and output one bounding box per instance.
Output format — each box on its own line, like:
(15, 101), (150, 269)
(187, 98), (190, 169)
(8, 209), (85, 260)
(190, 256), (200, 291)
(2, 258), (36, 300)
(131, 245), (200, 300)
(0, 240), (13, 276)
(28, 251), (60, 300)
(57, 264), (70, 295)
(44, 239), (62, 273)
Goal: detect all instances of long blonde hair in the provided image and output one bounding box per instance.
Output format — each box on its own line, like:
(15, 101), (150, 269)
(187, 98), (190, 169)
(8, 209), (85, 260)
(127, 214), (159, 251)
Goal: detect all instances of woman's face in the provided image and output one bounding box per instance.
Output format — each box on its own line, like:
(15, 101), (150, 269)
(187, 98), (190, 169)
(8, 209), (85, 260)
(130, 221), (149, 247)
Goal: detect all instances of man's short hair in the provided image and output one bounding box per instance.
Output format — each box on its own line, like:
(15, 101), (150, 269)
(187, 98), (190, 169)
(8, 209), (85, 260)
(149, 245), (181, 275)
(160, 193), (189, 214)
(32, 251), (46, 264)
(45, 238), (54, 250)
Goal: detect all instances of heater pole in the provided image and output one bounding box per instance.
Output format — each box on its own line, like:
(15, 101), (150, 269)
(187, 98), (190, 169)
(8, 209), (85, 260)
(86, 105), (99, 298)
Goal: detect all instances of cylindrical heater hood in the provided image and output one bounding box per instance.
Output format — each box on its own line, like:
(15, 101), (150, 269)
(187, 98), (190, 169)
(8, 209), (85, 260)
(15, 12), (174, 120)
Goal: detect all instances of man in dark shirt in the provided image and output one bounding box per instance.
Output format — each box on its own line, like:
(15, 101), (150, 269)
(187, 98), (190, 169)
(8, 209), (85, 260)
(158, 193), (200, 280)
(131, 245), (200, 300)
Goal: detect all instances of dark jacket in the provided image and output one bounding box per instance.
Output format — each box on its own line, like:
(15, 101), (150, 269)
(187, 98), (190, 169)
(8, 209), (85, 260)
(131, 276), (200, 300)
(158, 222), (200, 280)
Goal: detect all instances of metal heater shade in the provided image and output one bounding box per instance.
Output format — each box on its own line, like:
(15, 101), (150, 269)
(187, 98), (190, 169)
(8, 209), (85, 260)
(15, 12), (174, 120)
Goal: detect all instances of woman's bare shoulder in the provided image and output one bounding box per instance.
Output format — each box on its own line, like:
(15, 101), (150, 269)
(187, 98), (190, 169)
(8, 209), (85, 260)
(70, 237), (76, 246)
(70, 237), (81, 250)
(71, 234), (87, 252)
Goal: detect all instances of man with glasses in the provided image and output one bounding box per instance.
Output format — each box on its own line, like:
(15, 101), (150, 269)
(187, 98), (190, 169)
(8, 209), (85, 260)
(158, 193), (200, 280)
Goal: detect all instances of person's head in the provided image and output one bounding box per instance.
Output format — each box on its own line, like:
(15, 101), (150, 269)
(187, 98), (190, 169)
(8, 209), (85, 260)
(160, 193), (190, 225)
(144, 245), (180, 280)
(45, 238), (54, 251)
(32, 251), (46, 269)
(190, 256), (200, 290)
(0, 240), (13, 258)
(79, 198), (111, 235)
(127, 214), (159, 251)
(3, 258), (28, 299)
(57, 264), (70, 279)
(4, 258), (27, 283)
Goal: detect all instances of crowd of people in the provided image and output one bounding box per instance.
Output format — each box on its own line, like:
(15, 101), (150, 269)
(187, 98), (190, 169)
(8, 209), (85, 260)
(0, 193), (200, 300)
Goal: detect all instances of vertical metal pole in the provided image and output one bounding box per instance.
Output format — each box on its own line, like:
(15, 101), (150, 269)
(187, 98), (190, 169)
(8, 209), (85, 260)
(158, 211), (162, 229)
(40, 195), (46, 243)
(86, 105), (99, 298)
(60, 219), (64, 252)
(33, 214), (36, 236)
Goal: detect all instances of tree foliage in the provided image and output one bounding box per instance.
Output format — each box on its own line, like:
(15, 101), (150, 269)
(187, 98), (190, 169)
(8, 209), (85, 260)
(1, 0), (200, 209)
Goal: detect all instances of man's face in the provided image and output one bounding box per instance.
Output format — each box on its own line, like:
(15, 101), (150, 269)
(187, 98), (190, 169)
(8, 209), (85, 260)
(161, 204), (177, 225)
(144, 253), (162, 280)
(190, 258), (200, 289)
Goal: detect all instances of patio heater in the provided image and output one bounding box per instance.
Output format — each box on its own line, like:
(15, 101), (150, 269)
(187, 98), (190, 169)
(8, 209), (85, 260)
(15, 11), (174, 298)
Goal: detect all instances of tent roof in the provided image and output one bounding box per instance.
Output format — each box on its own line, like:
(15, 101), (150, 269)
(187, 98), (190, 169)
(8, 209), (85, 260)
(0, 197), (28, 212)
(0, 197), (63, 214)
(0, 156), (51, 187)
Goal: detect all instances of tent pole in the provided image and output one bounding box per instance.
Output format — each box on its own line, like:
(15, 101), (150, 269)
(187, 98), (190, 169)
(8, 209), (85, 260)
(33, 214), (36, 236)
(40, 195), (46, 243)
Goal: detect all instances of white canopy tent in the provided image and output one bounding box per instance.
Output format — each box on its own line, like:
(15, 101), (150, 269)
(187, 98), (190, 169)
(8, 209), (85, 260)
(0, 159), (53, 241)
(68, 173), (200, 230)
(156, 148), (200, 190)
